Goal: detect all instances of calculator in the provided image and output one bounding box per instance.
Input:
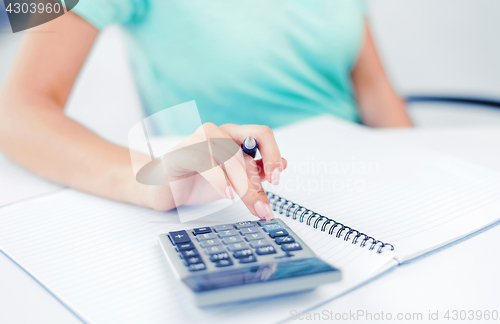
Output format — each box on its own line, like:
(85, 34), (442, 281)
(158, 218), (341, 306)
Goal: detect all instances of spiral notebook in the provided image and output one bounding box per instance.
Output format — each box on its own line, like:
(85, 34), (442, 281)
(1, 116), (500, 323)
(267, 117), (500, 262)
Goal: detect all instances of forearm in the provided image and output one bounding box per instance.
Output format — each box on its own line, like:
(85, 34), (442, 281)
(354, 76), (413, 127)
(352, 21), (413, 128)
(0, 91), (144, 205)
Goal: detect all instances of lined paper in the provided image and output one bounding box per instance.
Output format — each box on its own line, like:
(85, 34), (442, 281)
(0, 190), (396, 324)
(2, 115), (498, 322)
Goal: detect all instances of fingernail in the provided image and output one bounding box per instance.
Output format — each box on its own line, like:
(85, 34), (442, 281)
(271, 168), (281, 185)
(265, 204), (274, 220)
(225, 186), (235, 199)
(254, 200), (273, 220)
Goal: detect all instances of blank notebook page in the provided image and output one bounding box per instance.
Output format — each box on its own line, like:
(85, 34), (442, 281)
(270, 117), (500, 261)
(0, 190), (396, 324)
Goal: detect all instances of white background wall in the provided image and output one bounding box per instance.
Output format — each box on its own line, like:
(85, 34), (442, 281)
(368, 0), (500, 99)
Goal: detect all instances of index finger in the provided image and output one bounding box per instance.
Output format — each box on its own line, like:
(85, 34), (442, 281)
(221, 124), (285, 185)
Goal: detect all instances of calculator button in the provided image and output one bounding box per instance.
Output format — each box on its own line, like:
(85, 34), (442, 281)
(218, 229), (239, 237)
(233, 248), (253, 258)
(281, 242), (302, 251)
(255, 246), (277, 255)
(268, 229), (289, 238)
(222, 236), (243, 244)
(227, 242), (249, 252)
(239, 227), (260, 234)
(249, 239), (270, 248)
(176, 242), (195, 251)
(193, 227), (212, 235)
(188, 263), (206, 272)
(199, 238), (221, 247)
(257, 220), (277, 226)
(196, 233), (217, 240)
(275, 236), (295, 244)
(238, 255), (257, 264)
(262, 223), (283, 232)
(181, 249), (199, 258)
(234, 221), (254, 229)
(184, 256), (203, 265)
(215, 259), (233, 267)
(169, 230), (191, 244)
(204, 245), (226, 255)
(244, 233), (265, 241)
(213, 224), (234, 232)
(209, 252), (230, 262)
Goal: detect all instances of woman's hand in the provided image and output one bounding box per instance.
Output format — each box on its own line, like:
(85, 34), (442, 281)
(139, 123), (287, 220)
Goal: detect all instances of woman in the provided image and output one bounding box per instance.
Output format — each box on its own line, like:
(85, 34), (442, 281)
(0, 1), (412, 220)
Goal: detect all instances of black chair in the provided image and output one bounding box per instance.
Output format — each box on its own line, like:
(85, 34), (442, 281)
(406, 96), (500, 110)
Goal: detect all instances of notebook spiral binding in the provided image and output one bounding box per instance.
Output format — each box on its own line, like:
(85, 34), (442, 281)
(266, 192), (395, 254)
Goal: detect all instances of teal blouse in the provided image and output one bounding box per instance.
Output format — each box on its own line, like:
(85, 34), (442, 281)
(73, 0), (366, 134)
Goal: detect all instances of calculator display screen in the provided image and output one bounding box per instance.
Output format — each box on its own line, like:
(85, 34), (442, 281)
(182, 257), (338, 292)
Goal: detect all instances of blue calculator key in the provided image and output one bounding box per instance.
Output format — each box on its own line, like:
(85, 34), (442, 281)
(176, 242), (195, 251)
(281, 242), (302, 251)
(262, 223), (283, 232)
(244, 233), (265, 241)
(184, 256), (203, 265)
(181, 249), (199, 258)
(239, 227), (260, 234)
(238, 255), (257, 264)
(274, 235), (295, 244)
(234, 221), (254, 229)
(233, 248), (253, 258)
(196, 233), (217, 240)
(249, 239), (271, 248)
(255, 245), (277, 255)
(199, 238), (220, 247)
(222, 236), (243, 244)
(209, 252), (230, 262)
(215, 259), (233, 267)
(268, 229), (289, 238)
(227, 242), (249, 251)
(275, 236), (295, 244)
(218, 229), (239, 237)
(193, 227), (212, 235)
(169, 230), (191, 244)
(257, 220), (277, 226)
(204, 245), (226, 255)
(213, 224), (234, 232)
(188, 263), (206, 272)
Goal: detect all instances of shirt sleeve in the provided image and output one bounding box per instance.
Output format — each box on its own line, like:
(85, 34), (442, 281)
(70, 0), (149, 30)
